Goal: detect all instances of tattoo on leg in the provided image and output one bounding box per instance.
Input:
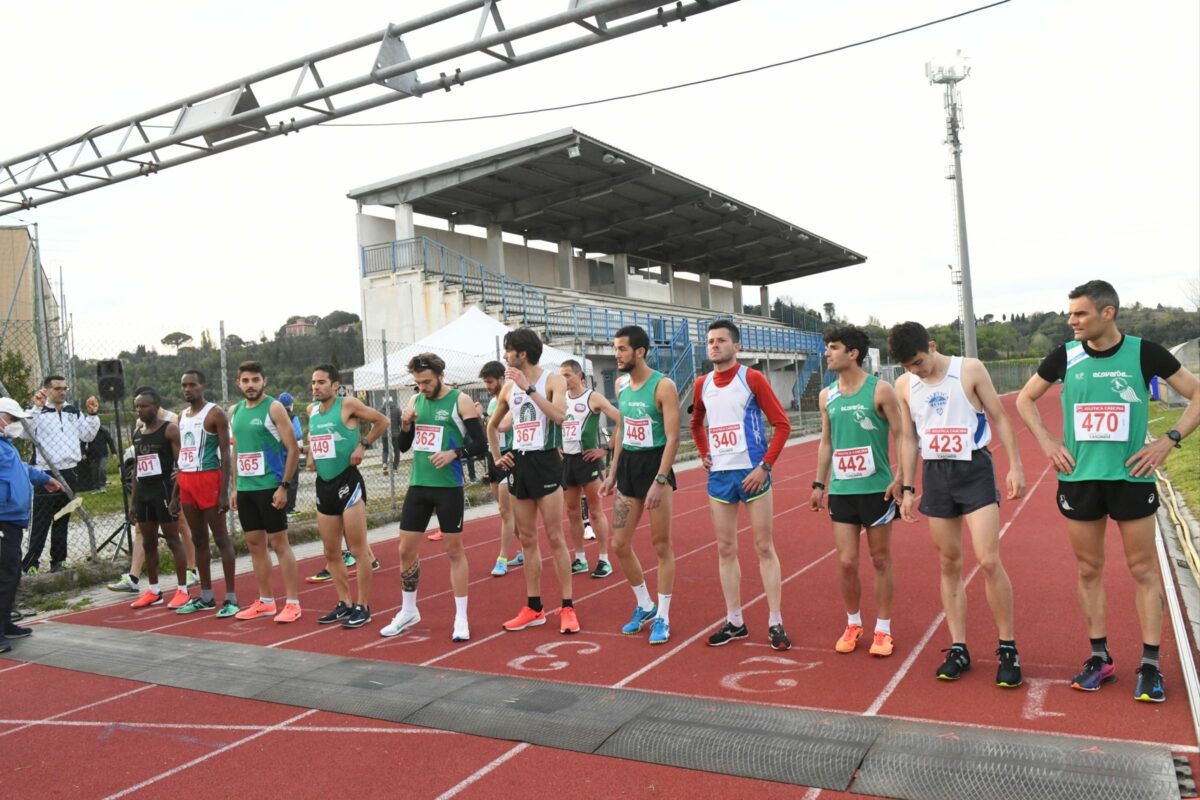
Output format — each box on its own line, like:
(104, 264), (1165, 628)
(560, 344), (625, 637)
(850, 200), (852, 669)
(402, 561), (421, 592)
(613, 496), (630, 529)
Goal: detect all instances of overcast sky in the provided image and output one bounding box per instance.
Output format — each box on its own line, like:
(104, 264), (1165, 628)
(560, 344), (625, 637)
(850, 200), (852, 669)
(4, 0), (1197, 353)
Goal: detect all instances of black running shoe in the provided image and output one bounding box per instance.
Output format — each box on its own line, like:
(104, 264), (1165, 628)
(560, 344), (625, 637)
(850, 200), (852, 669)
(1134, 664), (1166, 703)
(995, 646), (1022, 688)
(3, 623), (32, 639)
(707, 622), (749, 647)
(342, 604), (371, 628)
(936, 647), (971, 680)
(768, 624), (792, 651)
(0, 636), (10, 654)
(317, 601), (352, 625)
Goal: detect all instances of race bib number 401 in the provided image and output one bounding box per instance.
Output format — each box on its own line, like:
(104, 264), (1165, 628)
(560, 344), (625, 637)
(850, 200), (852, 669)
(833, 446), (876, 480)
(136, 453), (162, 478)
(1073, 403), (1130, 442)
(921, 426), (971, 461)
(310, 433), (336, 460)
(623, 417), (651, 447)
(413, 424), (444, 453)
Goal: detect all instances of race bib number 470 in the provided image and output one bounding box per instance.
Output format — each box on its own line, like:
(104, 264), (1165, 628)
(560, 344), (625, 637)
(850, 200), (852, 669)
(1073, 403), (1130, 442)
(921, 427), (971, 461)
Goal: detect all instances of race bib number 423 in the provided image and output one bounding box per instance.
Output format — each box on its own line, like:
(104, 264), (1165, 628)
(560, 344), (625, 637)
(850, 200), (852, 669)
(921, 426), (971, 461)
(1073, 403), (1130, 442)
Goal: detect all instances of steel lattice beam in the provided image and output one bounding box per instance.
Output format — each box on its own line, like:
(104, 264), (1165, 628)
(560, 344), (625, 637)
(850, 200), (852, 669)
(0, 0), (740, 216)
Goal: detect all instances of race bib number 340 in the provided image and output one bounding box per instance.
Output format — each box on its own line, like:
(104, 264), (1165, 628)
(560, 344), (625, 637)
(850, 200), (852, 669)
(1073, 403), (1130, 442)
(709, 423), (746, 455)
(921, 427), (971, 461)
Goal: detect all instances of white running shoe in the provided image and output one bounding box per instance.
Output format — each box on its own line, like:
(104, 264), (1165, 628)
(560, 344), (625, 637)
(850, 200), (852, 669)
(452, 617), (470, 642)
(380, 608), (421, 637)
(583, 524), (596, 541)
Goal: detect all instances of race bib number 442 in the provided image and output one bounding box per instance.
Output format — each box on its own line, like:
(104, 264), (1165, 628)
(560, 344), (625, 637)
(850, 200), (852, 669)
(1073, 403), (1130, 442)
(921, 427), (971, 461)
(833, 446), (876, 480)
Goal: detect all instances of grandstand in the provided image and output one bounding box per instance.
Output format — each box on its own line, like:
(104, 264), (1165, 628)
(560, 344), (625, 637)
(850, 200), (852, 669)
(349, 128), (866, 409)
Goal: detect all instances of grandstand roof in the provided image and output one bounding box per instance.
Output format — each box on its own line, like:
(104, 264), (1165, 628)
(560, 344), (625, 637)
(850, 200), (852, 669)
(347, 129), (865, 285)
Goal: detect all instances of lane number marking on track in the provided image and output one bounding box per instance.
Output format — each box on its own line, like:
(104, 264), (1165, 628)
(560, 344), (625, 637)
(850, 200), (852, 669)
(508, 641), (601, 672)
(1021, 676), (1066, 721)
(719, 655), (821, 693)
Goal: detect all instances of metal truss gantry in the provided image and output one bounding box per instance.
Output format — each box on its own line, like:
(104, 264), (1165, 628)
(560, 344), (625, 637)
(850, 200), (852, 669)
(0, 0), (740, 216)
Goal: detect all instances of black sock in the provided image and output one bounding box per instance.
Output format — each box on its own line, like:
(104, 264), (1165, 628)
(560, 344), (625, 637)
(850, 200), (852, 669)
(1089, 637), (1110, 662)
(528, 596), (543, 613)
(951, 642), (969, 660)
(129, 574), (139, 583)
(999, 639), (1016, 651)
(1140, 643), (1160, 670)
(561, 598), (573, 608)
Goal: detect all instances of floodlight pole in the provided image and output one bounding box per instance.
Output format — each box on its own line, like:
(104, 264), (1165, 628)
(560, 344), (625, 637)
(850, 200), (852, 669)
(930, 58), (977, 358)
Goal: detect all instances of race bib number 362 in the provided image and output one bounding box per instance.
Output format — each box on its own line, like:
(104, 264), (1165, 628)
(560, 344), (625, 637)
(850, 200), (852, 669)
(413, 424), (443, 453)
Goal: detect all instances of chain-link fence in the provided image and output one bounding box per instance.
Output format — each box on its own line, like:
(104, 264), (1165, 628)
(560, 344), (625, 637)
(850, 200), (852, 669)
(1, 322), (822, 572)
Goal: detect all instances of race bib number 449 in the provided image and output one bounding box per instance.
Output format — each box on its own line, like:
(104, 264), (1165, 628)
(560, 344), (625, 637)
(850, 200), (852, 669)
(921, 427), (971, 461)
(310, 433), (335, 460)
(1073, 403), (1130, 442)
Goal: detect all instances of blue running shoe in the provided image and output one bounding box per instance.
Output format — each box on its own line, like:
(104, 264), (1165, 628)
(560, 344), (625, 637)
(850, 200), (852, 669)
(621, 604), (657, 635)
(509, 551), (525, 567)
(490, 558), (508, 577)
(1134, 664), (1165, 703)
(1071, 656), (1116, 692)
(648, 617), (670, 645)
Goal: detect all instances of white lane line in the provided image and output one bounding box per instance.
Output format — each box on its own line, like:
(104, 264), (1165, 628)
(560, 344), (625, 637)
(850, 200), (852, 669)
(0, 684), (153, 738)
(434, 742), (530, 800)
(0, 662), (30, 674)
(0, 718), (451, 734)
(863, 463), (1052, 717)
(101, 709), (318, 800)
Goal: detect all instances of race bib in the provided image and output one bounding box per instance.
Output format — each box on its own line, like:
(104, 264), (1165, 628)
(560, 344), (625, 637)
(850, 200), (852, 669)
(177, 445), (198, 470)
(237, 451), (264, 477)
(413, 424), (444, 453)
(514, 420), (544, 451)
(709, 423), (746, 456)
(562, 419), (582, 443)
(136, 453), (162, 478)
(1073, 403), (1130, 442)
(833, 446), (876, 480)
(623, 417), (651, 447)
(921, 426), (971, 461)
(310, 433), (336, 460)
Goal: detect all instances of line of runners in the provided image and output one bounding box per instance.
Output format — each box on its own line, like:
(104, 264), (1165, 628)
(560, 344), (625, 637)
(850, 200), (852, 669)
(81, 279), (1199, 703)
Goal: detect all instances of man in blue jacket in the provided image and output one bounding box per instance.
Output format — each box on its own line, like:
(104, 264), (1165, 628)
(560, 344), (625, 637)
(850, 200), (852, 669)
(0, 397), (63, 653)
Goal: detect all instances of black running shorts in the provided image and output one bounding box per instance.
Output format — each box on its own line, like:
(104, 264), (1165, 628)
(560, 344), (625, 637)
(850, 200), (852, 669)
(401, 485), (466, 533)
(829, 492), (897, 528)
(134, 482), (176, 525)
(315, 466), (367, 516)
(507, 449), (562, 500)
(1056, 479), (1159, 522)
(918, 448), (1000, 518)
(562, 452), (602, 487)
(236, 488), (288, 534)
(616, 447), (676, 500)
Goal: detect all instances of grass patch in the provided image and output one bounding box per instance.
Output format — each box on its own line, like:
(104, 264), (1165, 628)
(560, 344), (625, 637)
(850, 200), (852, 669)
(1148, 403), (1198, 509)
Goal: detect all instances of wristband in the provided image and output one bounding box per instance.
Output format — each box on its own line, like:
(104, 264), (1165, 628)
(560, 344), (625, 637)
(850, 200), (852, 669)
(902, 485), (916, 494)
(811, 481), (825, 490)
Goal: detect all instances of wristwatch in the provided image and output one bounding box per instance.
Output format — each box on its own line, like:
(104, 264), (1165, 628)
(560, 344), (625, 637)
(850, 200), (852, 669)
(1166, 429), (1182, 448)
(811, 481), (826, 490)
(654, 473), (667, 485)
(279, 480), (292, 490)
(759, 461), (773, 473)
(902, 485), (916, 494)
(526, 384), (538, 395)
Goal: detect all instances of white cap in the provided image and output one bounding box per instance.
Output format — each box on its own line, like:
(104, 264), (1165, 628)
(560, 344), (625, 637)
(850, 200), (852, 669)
(0, 397), (30, 419)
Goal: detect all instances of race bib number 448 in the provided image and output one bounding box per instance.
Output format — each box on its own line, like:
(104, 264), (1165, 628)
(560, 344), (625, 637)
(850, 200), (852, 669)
(623, 417), (650, 447)
(1073, 403), (1130, 442)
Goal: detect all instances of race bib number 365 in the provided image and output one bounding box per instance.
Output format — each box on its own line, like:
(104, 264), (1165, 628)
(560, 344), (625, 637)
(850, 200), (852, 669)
(237, 451), (264, 477)
(310, 433), (335, 460)
(921, 426), (971, 461)
(1073, 403), (1130, 442)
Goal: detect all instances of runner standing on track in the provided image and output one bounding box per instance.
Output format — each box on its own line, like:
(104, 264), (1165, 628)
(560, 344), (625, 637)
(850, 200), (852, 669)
(889, 322), (1026, 688)
(1016, 280), (1199, 702)
(692, 320), (793, 651)
(487, 328), (577, 634)
(171, 370), (239, 619)
(480, 360), (523, 577)
(558, 359), (618, 580)
(309, 364), (389, 629)
(809, 326), (904, 657)
(229, 361), (302, 624)
(602, 325), (680, 646)
(126, 390), (190, 611)
(381, 353), (486, 642)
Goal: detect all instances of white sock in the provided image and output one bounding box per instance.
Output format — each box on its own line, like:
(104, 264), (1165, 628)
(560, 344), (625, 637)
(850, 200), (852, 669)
(632, 583), (654, 611)
(149, 583), (159, 594)
(875, 618), (892, 635)
(599, 553), (610, 564)
(260, 596), (274, 605)
(454, 595), (468, 619)
(848, 610), (862, 627)
(727, 608), (744, 626)
(768, 611), (783, 627)
(657, 593), (672, 622)
(402, 590), (417, 613)
(286, 598), (299, 606)
(576, 550), (586, 560)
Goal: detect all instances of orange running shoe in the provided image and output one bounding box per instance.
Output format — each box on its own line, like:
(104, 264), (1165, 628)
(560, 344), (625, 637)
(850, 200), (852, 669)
(503, 606), (546, 631)
(835, 624), (864, 653)
(273, 603), (302, 624)
(427, 530), (444, 542)
(130, 590), (162, 609)
(234, 599), (277, 621)
(560, 606), (580, 635)
(167, 589), (191, 609)
(869, 631), (894, 657)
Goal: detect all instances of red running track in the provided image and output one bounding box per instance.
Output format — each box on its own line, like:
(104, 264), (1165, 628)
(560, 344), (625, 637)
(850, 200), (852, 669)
(5, 391), (1197, 798)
